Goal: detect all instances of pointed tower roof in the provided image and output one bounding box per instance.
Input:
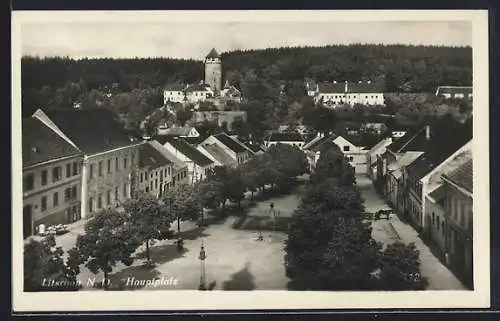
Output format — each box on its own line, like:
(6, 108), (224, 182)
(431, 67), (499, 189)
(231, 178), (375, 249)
(205, 48), (220, 59)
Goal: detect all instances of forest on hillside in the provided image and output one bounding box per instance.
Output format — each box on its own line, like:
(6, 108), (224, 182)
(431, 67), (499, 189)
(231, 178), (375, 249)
(21, 44), (472, 140)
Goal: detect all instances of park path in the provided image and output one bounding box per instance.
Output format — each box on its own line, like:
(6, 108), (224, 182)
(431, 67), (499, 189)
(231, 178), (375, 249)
(356, 175), (466, 290)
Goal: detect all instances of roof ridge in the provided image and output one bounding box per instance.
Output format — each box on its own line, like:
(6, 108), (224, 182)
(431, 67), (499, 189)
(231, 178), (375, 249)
(397, 127), (426, 153)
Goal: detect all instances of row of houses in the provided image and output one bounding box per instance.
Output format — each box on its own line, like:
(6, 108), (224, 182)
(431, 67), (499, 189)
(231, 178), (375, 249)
(297, 121), (473, 287)
(22, 108), (255, 239)
(374, 124), (473, 288)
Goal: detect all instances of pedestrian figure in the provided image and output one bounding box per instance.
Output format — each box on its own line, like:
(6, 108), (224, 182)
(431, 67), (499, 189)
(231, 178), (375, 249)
(270, 202), (274, 210)
(258, 231), (264, 241)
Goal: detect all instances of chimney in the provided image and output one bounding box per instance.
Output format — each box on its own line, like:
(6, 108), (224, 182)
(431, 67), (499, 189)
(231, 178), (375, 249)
(425, 125), (431, 140)
(344, 81), (348, 93)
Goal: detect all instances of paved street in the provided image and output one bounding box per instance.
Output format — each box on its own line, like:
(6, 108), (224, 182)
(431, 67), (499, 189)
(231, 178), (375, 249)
(357, 175), (467, 290)
(46, 182), (308, 291)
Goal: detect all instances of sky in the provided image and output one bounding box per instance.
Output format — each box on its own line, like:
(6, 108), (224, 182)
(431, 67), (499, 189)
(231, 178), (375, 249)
(21, 20), (472, 60)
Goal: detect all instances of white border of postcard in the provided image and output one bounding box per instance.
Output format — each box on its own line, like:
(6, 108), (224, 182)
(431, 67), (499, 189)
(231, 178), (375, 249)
(11, 10), (490, 311)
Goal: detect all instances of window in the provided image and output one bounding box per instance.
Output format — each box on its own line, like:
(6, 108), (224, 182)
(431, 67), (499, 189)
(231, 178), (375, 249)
(151, 173), (154, 179)
(150, 181), (154, 191)
(106, 190), (111, 205)
(41, 170), (47, 186)
(116, 157), (119, 171)
(71, 186), (77, 199)
(89, 164), (94, 178)
(460, 203), (465, 225)
(66, 163), (71, 178)
(437, 216), (440, 230)
(123, 184), (127, 198)
(72, 162), (78, 176)
(89, 197), (94, 213)
(343, 146), (350, 152)
(432, 212), (435, 225)
(155, 179), (158, 189)
(107, 159), (112, 173)
(160, 171), (164, 181)
(24, 173), (34, 191)
(97, 194), (102, 209)
(64, 188), (71, 202)
(123, 157), (128, 169)
(140, 173), (143, 183)
(41, 196), (47, 212)
(53, 192), (59, 207)
(98, 161), (103, 176)
(115, 188), (119, 203)
(52, 167), (62, 182)
(441, 222), (445, 236)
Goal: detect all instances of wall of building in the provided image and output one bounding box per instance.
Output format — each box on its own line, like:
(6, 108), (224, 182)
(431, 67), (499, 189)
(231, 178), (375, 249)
(23, 155), (83, 235)
(317, 92), (384, 106)
(205, 58), (221, 95)
(137, 163), (175, 198)
(164, 90), (185, 104)
(265, 141), (305, 149)
(426, 196), (447, 252)
(82, 144), (140, 217)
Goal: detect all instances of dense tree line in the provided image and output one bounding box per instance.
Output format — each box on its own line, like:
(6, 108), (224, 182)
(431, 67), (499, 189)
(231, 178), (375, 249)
(222, 44), (472, 92)
(285, 145), (428, 290)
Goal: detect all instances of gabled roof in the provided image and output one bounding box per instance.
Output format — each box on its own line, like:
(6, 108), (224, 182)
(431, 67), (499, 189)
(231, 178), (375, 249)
(213, 133), (250, 154)
(205, 48), (220, 59)
(268, 132), (305, 142)
(159, 136), (213, 167)
(436, 86), (472, 96)
(347, 81), (384, 93)
(148, 140), (187, 170)
(443, 157), (473, 193)
(318, 82), (345, 93)
(428, 185), (445, 203)
(139, 142), (172, 170)
(22, 117), (82, 168)
(200, 144), (237, 167)
(386, 128), (425, 153)
(165, 83), (186, 91)
(387, 151), (424, 172)
(42, 108), (137, 155)
(303, 135), (329, 150)
(186, 84), (212, 92)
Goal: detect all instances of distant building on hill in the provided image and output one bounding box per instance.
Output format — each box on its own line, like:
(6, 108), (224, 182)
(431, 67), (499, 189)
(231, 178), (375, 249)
(164, 48), (242, 107)
(435, 86), (472, 100)
(306, 80), (385, 106)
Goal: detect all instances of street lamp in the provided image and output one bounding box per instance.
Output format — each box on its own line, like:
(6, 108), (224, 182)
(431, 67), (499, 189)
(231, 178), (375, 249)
(198, 240), (207, 290)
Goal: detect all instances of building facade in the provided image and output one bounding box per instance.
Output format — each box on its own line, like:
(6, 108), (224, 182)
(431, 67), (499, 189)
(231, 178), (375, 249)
(435, 86), (473, 100)
(22, 117), (84, 238)
(148, 140), (190, 190)
(158, 136), (215, 184)
(205, 48), (222, 96)
(264, 132), (306, 150)
(332, 135), (368, 174)
(137, 142), (175, 198)
(201, 133), (254, 166)
(308, 80), (385, 106)
(33, 108), (142, 219)
(442, 158), (473, 288)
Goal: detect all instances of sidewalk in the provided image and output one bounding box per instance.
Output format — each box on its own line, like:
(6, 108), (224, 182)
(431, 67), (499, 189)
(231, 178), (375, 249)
(389, 215), (467, 290)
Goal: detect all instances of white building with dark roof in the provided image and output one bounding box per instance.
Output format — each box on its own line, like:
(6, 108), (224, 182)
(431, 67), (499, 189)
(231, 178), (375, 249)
(435, 86), (472, 100)
(308, 80), (385, 106)
(264, 132), (306, 149)
(32, 108), (143, 219)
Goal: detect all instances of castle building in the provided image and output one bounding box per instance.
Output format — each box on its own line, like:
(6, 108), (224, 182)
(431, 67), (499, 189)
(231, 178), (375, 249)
(163, 48), (241, 106)
(204, 48), (222, 96)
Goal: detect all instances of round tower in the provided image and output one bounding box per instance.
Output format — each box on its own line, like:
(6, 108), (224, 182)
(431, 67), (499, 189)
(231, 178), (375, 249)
(204, 48), (222, 96)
